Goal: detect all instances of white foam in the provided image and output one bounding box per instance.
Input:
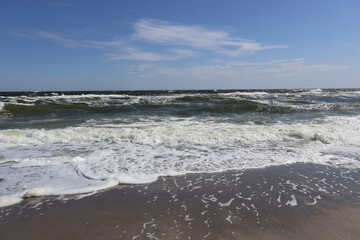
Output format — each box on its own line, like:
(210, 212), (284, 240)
(221, 91), (269, 97)
(0, 196), (23, 208)
(1, 115), (360, 207)
(23, 179), (119, 197)
(286, 195), (297, 207)
(219, 198), (235, 207)
(1, 116), (359, 146)
(0, 93), (181, 107)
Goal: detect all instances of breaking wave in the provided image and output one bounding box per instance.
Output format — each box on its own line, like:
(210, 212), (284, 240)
(1, 88), (360, 207)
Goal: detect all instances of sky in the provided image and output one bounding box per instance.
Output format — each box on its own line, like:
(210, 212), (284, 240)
(0, 0), (360, 91)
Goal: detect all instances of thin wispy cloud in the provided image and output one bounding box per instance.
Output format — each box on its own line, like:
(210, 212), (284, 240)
(133, 19), (287, 56)
(135, 58), (349, 79)
(11, 19), (350, 77)
(133, 64), (154, 71)
(12, 18), (286, 61)
(11, 28), (197, 62)
(229, 58), (350, 74)
(25, 30), (87, 48)
(107, 47), (196, 61)
(227, 58), (349, 70)
(11, 30), (110, 49)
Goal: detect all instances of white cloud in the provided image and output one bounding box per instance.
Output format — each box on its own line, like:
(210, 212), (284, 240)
(169, 48), (198, 58)
(108, 47), (173, 61)
(12, 19), (348, 78)
(134, 64), (154, 71)
(12, 30), (82, 48)
(34, 31), (94, 48)
(229, 58), (350, 74)
(134, 19), (228, 49)
(135, 58), (349, 80)
(13, 19), (286, 61)
(12, 29), (198, 62)
(107, 47), (198, 62)
(133, 19), (287, 56)
(11, 30), (123, 49)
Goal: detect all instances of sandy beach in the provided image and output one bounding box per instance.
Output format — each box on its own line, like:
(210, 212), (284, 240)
(2, 0), (360, 238)
(1, 163), (360, 240)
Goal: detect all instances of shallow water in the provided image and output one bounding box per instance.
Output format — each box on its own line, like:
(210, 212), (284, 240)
(1, 88), (360, 206)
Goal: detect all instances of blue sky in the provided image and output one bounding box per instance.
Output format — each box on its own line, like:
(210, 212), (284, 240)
(0, 0), (359, 91)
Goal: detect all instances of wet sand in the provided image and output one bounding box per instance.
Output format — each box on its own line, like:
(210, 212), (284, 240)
(1, 163), (360, 240)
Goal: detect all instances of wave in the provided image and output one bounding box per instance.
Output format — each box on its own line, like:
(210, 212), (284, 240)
(2, 103), (136, 117)
(1, 116), (360, 207)
(0, 99), (341, 119)
(1, 89), (360, 207)
(1, 89), (359, 119)
(1, 116), (359, 150)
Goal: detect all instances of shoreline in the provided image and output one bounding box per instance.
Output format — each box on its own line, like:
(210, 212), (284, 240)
(1, 163), (360, 239)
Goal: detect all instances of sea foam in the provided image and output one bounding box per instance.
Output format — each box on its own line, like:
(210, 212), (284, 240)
(1, 115), (360, 208)
(1, 89), (360, 208)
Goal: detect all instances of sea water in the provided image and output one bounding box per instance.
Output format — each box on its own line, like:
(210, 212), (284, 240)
(1, 89), (360, 207)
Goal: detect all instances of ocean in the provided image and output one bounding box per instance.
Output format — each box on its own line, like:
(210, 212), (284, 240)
(1, 88), (360, 207)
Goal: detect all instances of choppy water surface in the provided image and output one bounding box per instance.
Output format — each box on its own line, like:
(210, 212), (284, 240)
(1, 88), (360, 207)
